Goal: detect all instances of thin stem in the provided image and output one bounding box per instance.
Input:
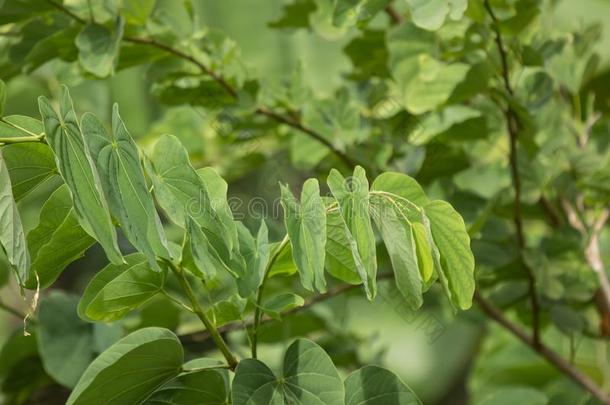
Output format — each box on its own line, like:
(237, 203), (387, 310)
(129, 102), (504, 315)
(484, 0), (540, 347)
(44, 0), (358, 170)
(251, 234), (290, 358)
(0, 135), (45, 144)
(167, 260), (238, 370)
(0, 299), (26, 320)
(384, 5), (403, 24)
(160, 289), (194, 313)
(181, 364), (232, 374)
(475, 291), (610, 404)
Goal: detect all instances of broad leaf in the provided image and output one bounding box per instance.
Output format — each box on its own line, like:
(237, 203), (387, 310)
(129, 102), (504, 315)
(344, 366), (422, 404)
(325, 209), (362, 284)
(82, 107), (170, 271)
(37, 291), (120, 388)
(146, 134), (236, 259)
(280, 179), (327, 292)
(78, 253), (165, 322)
(186, 215), (235, 280)
(75, 19), (123, 77)
(371, 172), (429, 207)
(423, 200), (475, 309)
(67, 327), (183, 405)
(371, 196), (423, 310)
(0, 115), (44, 139)
(38, 86), (122, 264)
(25, 184), (95, 289)
(146, 367), (229, 404)
(0, 149), (29, 284)
(2, 143), (57, 201)
(232, 338), (344, 405)
(327, 167), (377, 299)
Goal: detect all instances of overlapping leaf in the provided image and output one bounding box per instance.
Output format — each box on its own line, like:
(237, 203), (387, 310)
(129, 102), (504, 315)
(2, 142), (57, 201)
(82, 106), (170, 271)
(38, 86), (122, 264)
(345, 366), (422, 404)
(280, 179), (327, 292)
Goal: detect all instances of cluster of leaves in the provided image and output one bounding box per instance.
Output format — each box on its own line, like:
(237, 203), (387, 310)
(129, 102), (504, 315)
(1, 0), (610, 403)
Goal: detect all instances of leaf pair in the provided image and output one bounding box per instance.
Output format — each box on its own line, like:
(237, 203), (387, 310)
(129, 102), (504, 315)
(233, 338), (421, 405)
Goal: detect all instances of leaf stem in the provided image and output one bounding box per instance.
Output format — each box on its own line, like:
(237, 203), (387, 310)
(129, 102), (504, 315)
(251, 234), (290, 358)
(160, 289), (194, 313)
(0, 135), (45, 144)
(167, 260), (238, 370)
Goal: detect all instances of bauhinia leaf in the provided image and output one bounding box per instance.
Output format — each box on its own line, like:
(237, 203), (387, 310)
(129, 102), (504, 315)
(38, 86), (122, 264)
(280, 178), (327, 292)
(423, 200), (475, 309)
(185, 215), (235, 280)
(325, 208), (362, 285)
(261, 293), (305, 320)
(233, 220), (270, 298)
(344, 365), (422, 404)
(25, 185), (95, 289)
(327, 166), (377, 299)
(0, 149), (29, 285)
(2, 142), (58, 201)
(232, 338), (344, 405)
(67, 327), (183, 405)
(82, 107), (170, 271)
(78, 253), (165, 322)
(370, 195), (423, 310)
(146, 134), (237, 260)
(75, 19), (123, 77)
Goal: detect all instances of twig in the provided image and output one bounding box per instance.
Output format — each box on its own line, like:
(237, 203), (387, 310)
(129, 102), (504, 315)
(484, 0), (540, 346)
(0, 299), (26, 319)
(475, 291), (610, 404)
(44, 0), (357, 170)
(384, 5), (403, 24)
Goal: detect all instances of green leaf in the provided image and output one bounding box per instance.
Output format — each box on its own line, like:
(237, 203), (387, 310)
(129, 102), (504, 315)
(75, 19), (124, 78)
(280, 179), (327, 292)
(82, 107), (170, 271)
(371, 172), (428, 206)
(186, 215), (235, 280)
(423, 200), (475, 309)
(345, 366), (422, 404)
(37, 291), (119, 388)
(268, 0), (316, 29)
(206, 294), (246, 326)
(232, 338), (344, 405)
(25, 184), (95, 289)
(0, 115), (44, 139)
(146, 134), (237, 259)
(325, 209), (362, 284)
(0, 79), (6, 115)
(145, 367), (229, 404)
(327, 167), (377, 299)
(67, 327), (183, 405)
(233, 220), (270, 297)
(0, 149), (29, 285)
(78, 253), (165, 322)
(405, 0), (467, 31)
(371, 196), (423, 310)
(2, 143), (57, 201)
(477, 387), (548, 405)
(122, 0), (156, 25)
(261, 293), (305, 320)
(38, 86), (122, 265)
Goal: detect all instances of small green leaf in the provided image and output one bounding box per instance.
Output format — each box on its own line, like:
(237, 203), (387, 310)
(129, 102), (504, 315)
(405, 0), (467, 31)
(423, 200), (475, 309)
(82, 107), (170, 271)
(75, 19), (123, 77)
(325, 209), (362, 284)
(38, 86), (122, 265)
(25, 185), (95, 289)
(280, 178), (327, 292)
(232, 338), (344, 405)
(233, 220), (270, 298)
(261, 293), (305, 320)
(122, 0), (156, 25)
(78, 253), (165, 322)
(186, 215), (234, 280)
(327, 167), (377, 298)
(2, 143), (57, 201)
(0, 149), (29, 285)
(206, 295), (246, 326)
(344, 365), (422, 404)
(67, 327), (183, 405)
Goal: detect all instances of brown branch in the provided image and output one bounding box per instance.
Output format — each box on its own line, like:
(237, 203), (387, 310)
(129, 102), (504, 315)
(44, 0), (357, 170)
(475, 291), (610, 404)
(384, 5), (403, 24)
(484, 0), (540, 346)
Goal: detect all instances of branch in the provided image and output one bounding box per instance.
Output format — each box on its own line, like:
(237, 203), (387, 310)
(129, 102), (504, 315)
(44, 0), (357, 170)
(484, 0), (540, 346)
(384, 5), (403, 24)
(475, 291), (610, 404)
(0, 299), (26, 320)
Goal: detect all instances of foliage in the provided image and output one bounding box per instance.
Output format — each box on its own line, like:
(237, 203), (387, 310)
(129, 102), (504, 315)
(0, 0), (609, 404)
